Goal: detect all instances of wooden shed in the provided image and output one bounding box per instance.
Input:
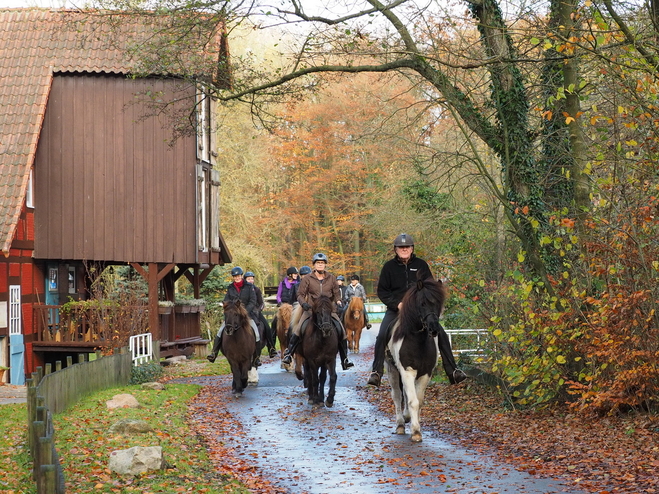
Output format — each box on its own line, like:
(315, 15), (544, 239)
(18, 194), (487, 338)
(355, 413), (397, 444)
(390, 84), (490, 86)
(0, 9), (231, 383)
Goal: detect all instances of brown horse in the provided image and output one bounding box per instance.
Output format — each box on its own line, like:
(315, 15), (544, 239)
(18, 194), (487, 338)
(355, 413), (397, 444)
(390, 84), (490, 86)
(344, 296), (366, 353)
(298, 295), (339, 407)
(273, 303), (293, 370)
(221, 299), (256, 397)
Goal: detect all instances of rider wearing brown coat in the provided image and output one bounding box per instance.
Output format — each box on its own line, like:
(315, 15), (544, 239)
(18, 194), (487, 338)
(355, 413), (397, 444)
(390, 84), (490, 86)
(282, 252), (355, 370)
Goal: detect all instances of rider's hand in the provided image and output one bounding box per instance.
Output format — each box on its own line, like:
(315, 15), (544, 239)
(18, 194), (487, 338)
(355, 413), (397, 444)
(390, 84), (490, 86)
(302, 303), (311, 311)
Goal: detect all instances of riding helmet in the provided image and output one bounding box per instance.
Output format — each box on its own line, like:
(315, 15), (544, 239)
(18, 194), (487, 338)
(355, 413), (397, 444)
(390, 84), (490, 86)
(351, 274), (360, 281)
(337, 275), (345, 281)
(244, 271), (255, 278)
(312, 252), (328, 264)
(230, 266), (243, 276)
(286, 266), (298, 276)
(393, 233), (414, 247)
(299, 266), (312, 275)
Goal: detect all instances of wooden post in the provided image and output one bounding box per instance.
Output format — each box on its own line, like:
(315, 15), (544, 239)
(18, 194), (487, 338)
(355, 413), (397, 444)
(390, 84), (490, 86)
(55, 361), (61, 372)
(66, 356), (72, 368)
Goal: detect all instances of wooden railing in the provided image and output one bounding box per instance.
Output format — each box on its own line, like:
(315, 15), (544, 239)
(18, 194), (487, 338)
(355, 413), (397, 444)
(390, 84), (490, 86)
(33, 304), (149, 344)
(27, 350), (132, 493)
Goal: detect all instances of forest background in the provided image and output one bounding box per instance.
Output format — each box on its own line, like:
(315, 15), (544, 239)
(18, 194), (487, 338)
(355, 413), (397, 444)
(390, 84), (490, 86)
(90, 0), (659, 417)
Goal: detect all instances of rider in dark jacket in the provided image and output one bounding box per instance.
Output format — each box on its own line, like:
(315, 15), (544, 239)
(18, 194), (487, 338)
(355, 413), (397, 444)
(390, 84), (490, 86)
(245, 271), (277, 358)
(367, 234), (467, 387)
(207, 266), (261, 363)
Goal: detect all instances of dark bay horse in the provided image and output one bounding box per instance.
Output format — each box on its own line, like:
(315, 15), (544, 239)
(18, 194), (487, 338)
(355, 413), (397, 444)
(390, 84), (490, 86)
(344, 296), (365, 353)
(298, 295), (339, 407)
(221, 299), (257, 397)
(386, 278), (447, 442)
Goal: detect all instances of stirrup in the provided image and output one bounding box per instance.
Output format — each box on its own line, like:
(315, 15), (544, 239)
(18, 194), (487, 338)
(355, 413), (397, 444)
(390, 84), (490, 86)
(269, 347), (278, 358)
(453, 369), (468, 384)
(367, 371), (381, 387)
(342, 358), (354, 370)
(282, 352), (292, 364)
(206, 353), (217, 363)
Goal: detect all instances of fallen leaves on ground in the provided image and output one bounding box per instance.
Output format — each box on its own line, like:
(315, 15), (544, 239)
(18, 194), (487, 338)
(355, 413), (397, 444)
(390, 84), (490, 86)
(359, 379), (659, 494)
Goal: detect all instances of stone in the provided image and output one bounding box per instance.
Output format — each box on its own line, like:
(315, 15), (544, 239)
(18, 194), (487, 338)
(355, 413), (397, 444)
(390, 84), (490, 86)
(109, 418), (153, 434)
(106, 394), (139, 409)
(141, 382), (165, 390)
(108, 446), (163, 476)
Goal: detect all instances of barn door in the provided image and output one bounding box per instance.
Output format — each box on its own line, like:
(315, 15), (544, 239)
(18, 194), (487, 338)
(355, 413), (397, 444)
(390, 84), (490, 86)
(9, 285), (25, 385)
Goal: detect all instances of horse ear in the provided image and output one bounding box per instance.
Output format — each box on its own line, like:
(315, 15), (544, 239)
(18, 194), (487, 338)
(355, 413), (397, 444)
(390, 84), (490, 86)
(235, 299), (242, 307)
(417, 278), (424, 291)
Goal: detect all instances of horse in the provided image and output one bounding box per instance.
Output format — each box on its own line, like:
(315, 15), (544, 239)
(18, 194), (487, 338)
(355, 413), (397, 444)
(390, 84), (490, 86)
(298, 295), (339, 407)
(385, 278), (447, 442)
(220, 299), (257, 397)
(343, 296), (365, 353)
(273, 303), (293, 370)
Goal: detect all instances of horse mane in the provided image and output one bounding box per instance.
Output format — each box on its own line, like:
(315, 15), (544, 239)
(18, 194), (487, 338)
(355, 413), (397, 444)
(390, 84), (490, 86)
(313, 295), (335, 314)
(348, 296), (364, 311)
(397, 278), (446, 338)
(278, 303), (292, 330)
(223, 298), (250, 322)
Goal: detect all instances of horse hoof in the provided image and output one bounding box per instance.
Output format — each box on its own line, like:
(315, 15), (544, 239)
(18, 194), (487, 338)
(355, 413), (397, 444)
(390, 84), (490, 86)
(233, 392), (243, 398)
(411, 433), (422, 442)
(325, 400), (334, 408)
(395, 425), (406, 435)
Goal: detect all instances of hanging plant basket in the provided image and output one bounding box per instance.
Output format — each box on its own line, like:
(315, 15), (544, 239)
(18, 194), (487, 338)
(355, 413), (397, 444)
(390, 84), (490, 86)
(158, 306), (172, 315)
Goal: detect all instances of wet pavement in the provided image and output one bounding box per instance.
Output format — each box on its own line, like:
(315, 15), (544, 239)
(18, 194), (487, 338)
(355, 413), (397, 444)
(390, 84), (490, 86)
(182, 327), (584, 494)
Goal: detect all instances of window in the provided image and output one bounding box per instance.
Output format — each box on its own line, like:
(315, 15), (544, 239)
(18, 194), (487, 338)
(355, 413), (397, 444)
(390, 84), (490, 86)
(26, 169), (33, 208)
(68, 266), (76, 294)
(197, 164), (208, 252)
(9, 285), (21, 335)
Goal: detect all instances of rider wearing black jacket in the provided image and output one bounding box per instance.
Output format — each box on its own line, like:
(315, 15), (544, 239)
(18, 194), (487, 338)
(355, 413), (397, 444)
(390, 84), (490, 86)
(367, 233), (467, 387)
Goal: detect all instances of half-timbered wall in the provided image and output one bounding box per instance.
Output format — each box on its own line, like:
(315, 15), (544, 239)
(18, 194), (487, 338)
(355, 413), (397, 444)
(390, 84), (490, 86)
(33, 74), (200, 264)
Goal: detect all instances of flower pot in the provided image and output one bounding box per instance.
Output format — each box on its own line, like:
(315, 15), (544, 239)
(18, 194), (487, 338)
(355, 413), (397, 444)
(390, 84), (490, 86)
(0, 368), (7, 384)
(158, 306), (172, 315)
(175, 305), (191, 314)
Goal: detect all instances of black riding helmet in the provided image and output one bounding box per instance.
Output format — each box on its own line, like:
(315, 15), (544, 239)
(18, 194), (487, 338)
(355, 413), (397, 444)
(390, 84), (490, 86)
(393, 233), (414, 247)
(337, 275), (345, 281)
(350, 274), (360, 281)
(231, 266), (243, 276)
(286, 266), (298, 276)
(299, 266), (312, 275)
(244, 271), (255, 278)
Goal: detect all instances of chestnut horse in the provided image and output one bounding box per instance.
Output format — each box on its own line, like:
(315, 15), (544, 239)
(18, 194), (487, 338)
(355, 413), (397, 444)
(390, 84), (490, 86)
(221, 299), (257, 397)
(386, 278), (447, 442)
(344, 296), (365, 353)
(273, 303), (293, 370)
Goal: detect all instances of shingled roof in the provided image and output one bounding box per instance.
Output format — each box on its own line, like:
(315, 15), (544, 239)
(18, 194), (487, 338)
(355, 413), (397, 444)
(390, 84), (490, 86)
(0, 8), (226, 257)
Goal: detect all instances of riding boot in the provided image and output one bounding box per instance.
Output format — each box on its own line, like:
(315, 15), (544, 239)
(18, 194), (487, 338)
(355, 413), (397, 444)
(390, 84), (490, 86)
(206, 335), (221, 363)
(365, 313), (372, 330)
(338, 338), (354, 370)
(282, 334), (301, 365)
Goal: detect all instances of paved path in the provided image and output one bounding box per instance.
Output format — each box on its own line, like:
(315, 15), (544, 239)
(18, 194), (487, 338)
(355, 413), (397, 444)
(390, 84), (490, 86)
(181, 326), (586, 494)
(0, 383), (27, 405)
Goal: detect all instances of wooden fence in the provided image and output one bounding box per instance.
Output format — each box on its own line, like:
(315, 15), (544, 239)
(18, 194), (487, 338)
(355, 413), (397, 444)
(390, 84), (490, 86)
(27, 349), (133, 493)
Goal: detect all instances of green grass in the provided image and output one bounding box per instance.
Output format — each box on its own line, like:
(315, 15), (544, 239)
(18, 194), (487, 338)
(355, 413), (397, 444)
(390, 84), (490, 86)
(0, 356), (245, 494)
(0, 403), (34, 493)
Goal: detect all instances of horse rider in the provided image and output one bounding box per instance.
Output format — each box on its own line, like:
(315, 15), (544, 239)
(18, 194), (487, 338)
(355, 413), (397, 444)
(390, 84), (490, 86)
(336, 275), (347, 318)
(343, 274), (372, 329)
(207, 266), (262, 363)
(282, 253), (355, 370)
(299, 265), (312, 277)
(276, 266), (300, 306)
(244, 271), (278, 358)
(367, 233), (467, 387)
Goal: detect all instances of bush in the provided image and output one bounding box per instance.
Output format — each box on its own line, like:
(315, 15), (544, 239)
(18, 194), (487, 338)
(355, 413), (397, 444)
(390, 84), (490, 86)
(130, 361), (164, 384)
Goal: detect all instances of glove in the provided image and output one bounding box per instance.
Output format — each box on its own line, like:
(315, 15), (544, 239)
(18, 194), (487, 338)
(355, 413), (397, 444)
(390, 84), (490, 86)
(302, 303), (311, 311)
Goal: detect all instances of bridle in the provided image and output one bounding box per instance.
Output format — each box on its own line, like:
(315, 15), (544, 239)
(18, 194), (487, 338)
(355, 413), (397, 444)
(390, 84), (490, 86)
(419, 309), (440, 337)
(315, 309), (334, 337)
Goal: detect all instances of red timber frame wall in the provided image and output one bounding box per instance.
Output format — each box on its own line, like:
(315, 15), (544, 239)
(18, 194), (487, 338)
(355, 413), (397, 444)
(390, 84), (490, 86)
(0, 203), (43, 378)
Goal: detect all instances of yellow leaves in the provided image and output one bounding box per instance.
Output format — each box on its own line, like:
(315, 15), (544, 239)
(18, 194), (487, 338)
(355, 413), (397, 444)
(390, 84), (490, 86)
(556, 355), (567, 364)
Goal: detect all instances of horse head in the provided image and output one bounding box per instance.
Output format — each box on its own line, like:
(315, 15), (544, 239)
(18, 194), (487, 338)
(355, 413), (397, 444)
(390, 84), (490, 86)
(223, 299), (248, 335)
(313, 295), (335, 337)
(399, 278), (446, 338)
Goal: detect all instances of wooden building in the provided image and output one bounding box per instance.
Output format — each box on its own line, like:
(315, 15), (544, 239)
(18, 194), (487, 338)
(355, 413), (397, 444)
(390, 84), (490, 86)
(0, 9), (231, 384)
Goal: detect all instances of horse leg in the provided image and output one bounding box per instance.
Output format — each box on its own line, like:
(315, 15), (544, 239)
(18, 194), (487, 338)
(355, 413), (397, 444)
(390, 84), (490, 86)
(318, 366), (327, 405)
(400, 369), (423, 442)
(229, 360), (244, 397)
(386, 361), (406, 435)
(325, 362), (337, 408)
(355, 324), (363, 353)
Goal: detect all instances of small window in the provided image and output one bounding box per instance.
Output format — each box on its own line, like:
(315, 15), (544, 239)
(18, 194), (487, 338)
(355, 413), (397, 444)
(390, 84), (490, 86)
(68, 267), (76, 294)
(49, 268), (58, 292)
(26, 169), (34, 208)
(9, 285), (21, 335)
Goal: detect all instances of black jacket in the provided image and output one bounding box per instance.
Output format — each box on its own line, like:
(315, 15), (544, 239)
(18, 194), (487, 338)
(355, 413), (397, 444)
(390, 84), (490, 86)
(224, 282), (259, 320)
(376, 254), (433, 312)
